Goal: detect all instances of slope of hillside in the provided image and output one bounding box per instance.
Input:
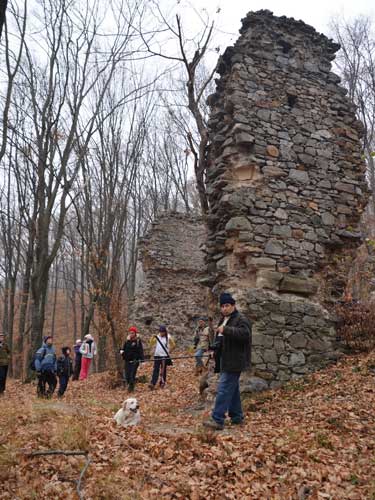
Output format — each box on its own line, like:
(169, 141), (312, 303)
(0, 353), (374, 499)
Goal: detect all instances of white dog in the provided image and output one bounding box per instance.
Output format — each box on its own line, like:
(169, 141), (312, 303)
(113, 397), (141, 427)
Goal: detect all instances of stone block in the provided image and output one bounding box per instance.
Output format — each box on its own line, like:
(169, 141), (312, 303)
(247, 257), (276, 269)
(289, 169), (310, 183)
(266, 145), (279, 157)
(274, 337), (285, 352)
(252, 334), (274, 348)
(263, 349), (278, 363)
(251, 351), (264, 364)
(270, 313), (286, 324)
(321, 212), (336, 226)
(288, 333), (307, 348)
(289, 351), (305, 366)
(240, 376), (269, 393)
(334, 181), (355, 193)
(279, 354), (289, 365)
(256, 270), (283, 290)
(254, 370), (274, 381)
(279, 276), (318, 295)
(235, 132), (255, 145)
(264, 239), (284, 255)
(225, 216), (251, 232)
(274, 208), (288, 219)
(272, 225), (292, 238)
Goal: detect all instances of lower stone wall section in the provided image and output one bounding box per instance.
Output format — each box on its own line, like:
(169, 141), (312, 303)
(242, 289), (341, 388)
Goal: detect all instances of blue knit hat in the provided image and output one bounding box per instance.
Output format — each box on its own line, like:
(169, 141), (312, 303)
(159, 325), (167, 333)
(43, 335), (52, 343)
(219, 292), (235, 306)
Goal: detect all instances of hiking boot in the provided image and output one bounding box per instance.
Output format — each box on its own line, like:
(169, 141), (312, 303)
(230, 419), (245, 427)
(202, 417), (224, 431)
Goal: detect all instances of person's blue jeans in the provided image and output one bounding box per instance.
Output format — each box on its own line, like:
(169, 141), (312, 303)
(58, 374), (69, 397)
(195, 348), (205, 367)
(212, 372), (243, 426)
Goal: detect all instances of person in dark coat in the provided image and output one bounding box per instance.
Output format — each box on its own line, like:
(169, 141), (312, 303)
(121, 327), (144, 392)
(57, 347), (73, 397)
(203, 292), (252, 430)
(0, 333), (10, 395)
(72, 339), (82, 381)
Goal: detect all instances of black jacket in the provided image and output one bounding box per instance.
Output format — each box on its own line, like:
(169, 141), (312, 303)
(57, 355), (73, 377)
(122, 337), (144, 362)
(214, 309), (252, 373)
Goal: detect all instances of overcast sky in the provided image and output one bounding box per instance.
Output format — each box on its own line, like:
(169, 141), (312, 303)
(176, 0), (375, 48)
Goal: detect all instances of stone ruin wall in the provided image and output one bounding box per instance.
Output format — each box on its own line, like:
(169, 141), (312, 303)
(130, 212), (208, 346)
(205, 10), (368, 387)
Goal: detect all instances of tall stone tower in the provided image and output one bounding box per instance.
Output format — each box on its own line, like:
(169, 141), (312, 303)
(206, 10), (368, 386)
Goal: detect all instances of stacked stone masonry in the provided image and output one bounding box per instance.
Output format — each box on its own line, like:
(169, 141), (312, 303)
(206, 10), (368, 386)
(130, 212), (208, 345)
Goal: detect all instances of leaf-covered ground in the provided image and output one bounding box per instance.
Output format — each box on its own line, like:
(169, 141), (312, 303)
(1, 353), (374, 499)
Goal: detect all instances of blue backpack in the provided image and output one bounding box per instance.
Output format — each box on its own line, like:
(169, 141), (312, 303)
(30, 347), (46, 371)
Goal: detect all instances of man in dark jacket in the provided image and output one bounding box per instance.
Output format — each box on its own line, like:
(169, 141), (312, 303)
(57, 347), (73, 397)
(0, 333), (10, 395)
(203, 292), (251, 430)
(35, 335), (57, 398)
(121, 327), (144, 392)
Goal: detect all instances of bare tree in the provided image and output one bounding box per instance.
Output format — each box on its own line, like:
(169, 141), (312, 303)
(2, 0), (151, 374)
(74, 79), (154, 375)
(330, 16), (375, 215)
(0, 0), (7, 41)
(0, 0), (26, 163)
(139, 2), (220, 213)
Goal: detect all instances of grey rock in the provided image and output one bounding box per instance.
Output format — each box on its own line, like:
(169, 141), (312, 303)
(289, 351), (305, 366)
(241, 376), (269, 393)
(264, 239), (284, 255)
(289, 169), (310, 183)
(225, 216), (251, 232)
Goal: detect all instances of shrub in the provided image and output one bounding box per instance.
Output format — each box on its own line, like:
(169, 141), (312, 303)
(334, 300), (375, 352)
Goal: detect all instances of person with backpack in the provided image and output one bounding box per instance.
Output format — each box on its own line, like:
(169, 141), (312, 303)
(57, 347), (73, 397)
(72, 339), (82, 381)
(120, 326), (144, 392)
(79, 334), (97, 380)
(0, 333), (10, 395)
(34, 335), (57, 398)
(148, 325), (175, 390)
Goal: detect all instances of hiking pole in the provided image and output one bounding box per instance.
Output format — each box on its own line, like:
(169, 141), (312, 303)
(127, 354), (212, 364)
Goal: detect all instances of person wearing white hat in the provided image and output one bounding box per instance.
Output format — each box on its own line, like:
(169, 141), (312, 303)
(79, 334), (97, 380)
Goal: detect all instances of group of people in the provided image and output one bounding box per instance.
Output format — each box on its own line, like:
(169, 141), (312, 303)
(120, 324), (175, 391)
(0, 292), (252, 430)
(33, 333), (97, 398)
(121, 292), (252, 431)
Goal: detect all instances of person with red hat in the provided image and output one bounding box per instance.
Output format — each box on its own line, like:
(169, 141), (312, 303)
(120, 326), (144, 392)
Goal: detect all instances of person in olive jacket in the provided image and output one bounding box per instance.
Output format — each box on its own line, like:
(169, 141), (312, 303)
(203, 292), (251, 430)
(0, 333), (11, 395)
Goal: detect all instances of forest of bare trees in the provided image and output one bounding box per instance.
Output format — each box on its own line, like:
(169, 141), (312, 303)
(0, 0), (374, 380)
(0, 0), (217, 379)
